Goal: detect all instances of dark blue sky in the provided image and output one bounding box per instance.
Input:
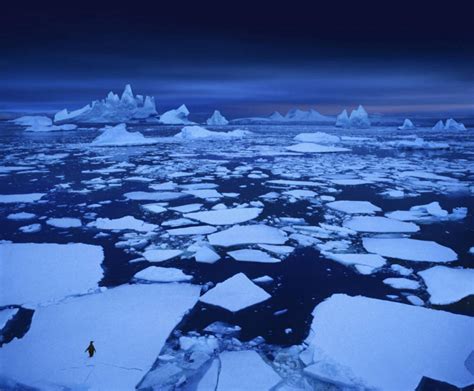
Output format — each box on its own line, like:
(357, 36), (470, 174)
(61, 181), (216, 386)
(1, 0), (473, 118)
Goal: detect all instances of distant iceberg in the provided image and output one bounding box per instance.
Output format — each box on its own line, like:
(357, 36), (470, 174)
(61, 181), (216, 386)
(233, 108), (333, 123)
(174, 125), (251, 140)
(398, 118), (416, 130)
(334, 106), (370, 128)
(12, 116), (77, 132)
(159, 104), (194, 125)
(432, 119), (466, 131)
(206, 110), (229, 126)
(90, 123), (159, 146)
(348, 105), (371, 128)
(54, 84), (157, 124)
(444, 118), (466, 131)
(335, 109), (350, 128)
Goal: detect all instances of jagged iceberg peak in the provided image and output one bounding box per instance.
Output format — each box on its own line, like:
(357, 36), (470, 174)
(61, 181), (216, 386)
(398, 118), (416, 130)
(335, 105), (370, 128)
(349, 105), (371, 128)
(54, 84), (157, 124)
(206, 110), (229, 126)
(432, 118), (467, 131)
(269, 111), (285, 121)
(335, 109), (350, 128)
(159, 104), (195, 125)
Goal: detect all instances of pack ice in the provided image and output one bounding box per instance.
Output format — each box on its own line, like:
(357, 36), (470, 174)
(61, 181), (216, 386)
(303, 294), (474, 390)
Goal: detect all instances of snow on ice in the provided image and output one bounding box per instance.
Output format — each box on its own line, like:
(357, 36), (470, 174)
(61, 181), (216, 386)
(303, 294), (474, 390)
(199, 273), (271, 312)
(0, 243), (103, 307)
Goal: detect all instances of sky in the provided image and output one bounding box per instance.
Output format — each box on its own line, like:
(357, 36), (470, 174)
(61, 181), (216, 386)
(1, 0), (473, 118)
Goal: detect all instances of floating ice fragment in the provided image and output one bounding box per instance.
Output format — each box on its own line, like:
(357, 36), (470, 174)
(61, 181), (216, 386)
(184, 207), (262, 225)
(208, 224), (287, 247)
(134, 266), (192, 282)
(343, 216), (420, 233)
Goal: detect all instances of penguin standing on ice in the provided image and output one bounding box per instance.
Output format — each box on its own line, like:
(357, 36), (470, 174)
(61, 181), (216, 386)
(85, 341), (96, 358)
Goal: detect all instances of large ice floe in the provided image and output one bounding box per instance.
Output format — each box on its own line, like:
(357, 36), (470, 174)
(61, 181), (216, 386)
(0, 243), (103, 307)
(184, 207), (262, 225)
(286, 143), (350, 153)
(199, 273), (271, 312)
(418, 266), (474, 305)
(11, 115), (77, 132)
(0, 193), (45, 203)
(335, 105), (370, 128)
(174, 125), (251, 139)
(87, 216), (158, 232)
(159, 104), (194, 124)
(343, 216), (420, 232)
(293, 131), (340, 144)
(208, 224), (288, 247)
(54, 84), (157, 123)
(302, 294), (474, 390)
(326, 200), (382, 214)
(0, 284), (200, 391)
(363, 238), (457, 262)
(206, 110), (229, 125)
(385, 201), (467, 222)
(90, 123), (159, 146)
(214, 350), (281, 390)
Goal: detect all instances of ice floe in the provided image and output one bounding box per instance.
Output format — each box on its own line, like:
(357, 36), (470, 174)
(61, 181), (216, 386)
(0, 243), (103, 307)
(88, 216), (158, 232)
(0, 193), (45, 203)
(385, 202), (467, 222)
(206, 110), (229, 125)
(216, 350), (281, 390)
(322, 253), (386, 275)
(303, 294), (474, 390)
(228, 249), (280, 263)
(134, 266), (192, 282)
(174, 125), (250, 139)
(167, 225), (217, 236)
(0, 284), (200, 390)
(383, 277), (420, 290)
(46, 217), (82, 228)
(199, 273), (271, 312)
(184, 207), (262, 225)
(159, 104), (194, 124)
(208, 224), (287, 247)
(194, 245), (221, 263)
(54, 84), (157, 123)
(91, 123), (159, 146)
(293, 132), (340, 144)
(419, 266), (474, 305)
(0, 308), (18, 330)
(142, 249), (183, 262)
(286, 143), (350, 153)
(363, 238), (457, 262)
(386, 137), (449, 150)
(343, 216), (420, 232)
(326, 200), (381, 214)
(6, 212), (36, 220)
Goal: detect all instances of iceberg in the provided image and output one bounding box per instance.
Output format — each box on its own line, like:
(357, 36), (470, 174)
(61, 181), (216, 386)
(445, 118), (467, 131)
(199, 273), (271, 312)
(90, 123), (159, 146)
(269, 111), (285, 121)
(174, 125), (251, 139)
(159, 104), (194, 124)
(419, 266), (474, 305)
(335, 109), (350, 128)
(284, 108), (332, 122)
(54, 84), (157, 123)
(432, 120), (445, 131)
(11, 115), (77, 132)
(348, 105), (371, 128)
(302, 294), (474, 390)
(398, 118), (416, 130)
(206, 110), (229, 125)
